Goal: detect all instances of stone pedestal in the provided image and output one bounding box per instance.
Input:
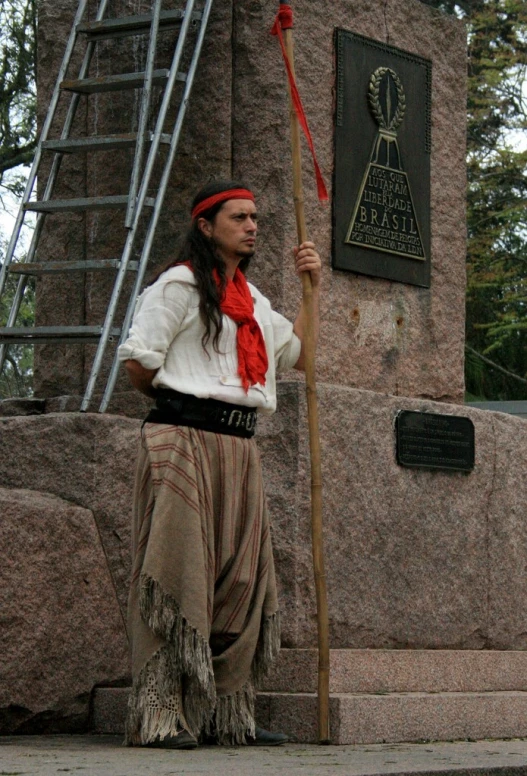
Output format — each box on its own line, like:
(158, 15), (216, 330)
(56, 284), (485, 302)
(1, 398), (527, 734)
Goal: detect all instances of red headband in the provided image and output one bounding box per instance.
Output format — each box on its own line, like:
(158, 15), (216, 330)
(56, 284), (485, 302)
(191, 188), (255, 220)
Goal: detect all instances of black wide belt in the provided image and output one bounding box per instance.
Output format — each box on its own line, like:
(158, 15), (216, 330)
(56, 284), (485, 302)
(145, 388), (257, 438)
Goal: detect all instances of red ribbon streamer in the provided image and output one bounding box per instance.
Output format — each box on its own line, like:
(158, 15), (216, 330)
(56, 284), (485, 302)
(271, 5), (328, 202)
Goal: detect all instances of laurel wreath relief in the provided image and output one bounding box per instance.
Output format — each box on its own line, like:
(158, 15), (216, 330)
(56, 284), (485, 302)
(368, 67), (406, 132)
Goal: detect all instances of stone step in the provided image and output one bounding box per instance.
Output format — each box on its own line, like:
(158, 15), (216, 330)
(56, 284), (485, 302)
(92, 650), (527, 743)
(260, 690), (527, 745)
(261, 649), (527, 694)
(92, 687), (527, 744)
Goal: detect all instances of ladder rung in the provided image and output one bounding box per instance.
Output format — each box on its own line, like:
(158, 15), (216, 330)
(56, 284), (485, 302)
(42, 133), (171, 154)
(0, 326), (121, 344)
(24, 196), (155, 213)
(9, 260), (139, 275)
(60, 69), (186, 94)
(76, 10), (202, 40)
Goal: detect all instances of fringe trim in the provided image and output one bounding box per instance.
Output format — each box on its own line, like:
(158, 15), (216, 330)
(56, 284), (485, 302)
(139, 573), (215, 696)
(212, 681), (256, 746)
(125, 574), (216, 744)
(125, 646), (187, 745)
(251, 610), (281, 687)
(125, 698), (181, 746)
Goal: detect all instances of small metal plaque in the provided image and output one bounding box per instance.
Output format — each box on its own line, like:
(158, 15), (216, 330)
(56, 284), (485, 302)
(334, 30), (431, 287)
(396, 411), (475, 472)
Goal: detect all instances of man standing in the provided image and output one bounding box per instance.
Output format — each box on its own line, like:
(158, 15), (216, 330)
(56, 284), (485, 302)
(119, 180), (321, 748)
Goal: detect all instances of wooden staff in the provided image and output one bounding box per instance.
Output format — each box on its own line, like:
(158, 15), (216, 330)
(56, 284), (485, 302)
(276, 0), (330, 744)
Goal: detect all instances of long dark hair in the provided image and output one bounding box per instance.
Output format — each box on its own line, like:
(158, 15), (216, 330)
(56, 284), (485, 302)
(149, 180), (252, 351)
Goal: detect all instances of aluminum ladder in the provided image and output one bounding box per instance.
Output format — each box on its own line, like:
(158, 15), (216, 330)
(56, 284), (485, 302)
(0, 0), (213, 412)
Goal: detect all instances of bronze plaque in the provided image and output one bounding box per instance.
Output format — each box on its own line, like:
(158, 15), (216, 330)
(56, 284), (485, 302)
(396, 411), (475, 472)
(333, 31), (431, 287)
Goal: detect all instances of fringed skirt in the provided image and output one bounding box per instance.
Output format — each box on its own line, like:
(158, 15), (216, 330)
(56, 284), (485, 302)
(125, 423), (280, 746)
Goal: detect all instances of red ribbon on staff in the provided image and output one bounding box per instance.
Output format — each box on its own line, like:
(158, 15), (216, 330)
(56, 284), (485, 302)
(271, 5), (329, 202)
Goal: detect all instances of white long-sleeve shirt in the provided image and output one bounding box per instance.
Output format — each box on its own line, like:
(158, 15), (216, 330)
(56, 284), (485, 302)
(118, 265), (301, 415)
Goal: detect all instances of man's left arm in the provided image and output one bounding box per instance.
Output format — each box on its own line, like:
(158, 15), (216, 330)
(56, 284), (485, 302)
(292, 241), (321, 372)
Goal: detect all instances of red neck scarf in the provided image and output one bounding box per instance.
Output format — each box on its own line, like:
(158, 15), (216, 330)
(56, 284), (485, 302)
(182, 262), (268, 391)
(213, 267), (268, 392)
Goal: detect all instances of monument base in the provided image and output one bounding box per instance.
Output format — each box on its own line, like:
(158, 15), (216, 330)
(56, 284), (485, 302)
(1, 385), (526, 735)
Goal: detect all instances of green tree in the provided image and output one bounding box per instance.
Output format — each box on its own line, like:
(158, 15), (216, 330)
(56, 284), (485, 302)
(0, 0), (37, 201)
(0, 0), (36, 398)
(465, 1), (527, 400)
(422, 0), (527, 400)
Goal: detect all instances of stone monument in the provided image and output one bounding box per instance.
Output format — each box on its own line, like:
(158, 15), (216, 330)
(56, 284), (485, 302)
(2, 0), (527, 744)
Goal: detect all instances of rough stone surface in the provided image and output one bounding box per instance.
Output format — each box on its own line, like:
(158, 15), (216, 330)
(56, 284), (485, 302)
(43, 391), (153, 419)
(487, 411), (527, 649)
(2, 393), (527, 736)
(34, 0), (89, 397)
(259, 384), (527, 649)
(91, 688), (129, 736)
(0, 413), (140, 620)
(233, 0), (467, 403)
(91, 647), (527, 737)
(0, 488), (129, 734)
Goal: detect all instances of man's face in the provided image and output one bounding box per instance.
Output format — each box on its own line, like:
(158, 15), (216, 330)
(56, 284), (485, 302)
(199, 198), (258, 262)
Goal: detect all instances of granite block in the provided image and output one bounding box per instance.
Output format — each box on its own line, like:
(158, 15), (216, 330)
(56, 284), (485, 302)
(34, 0), (234, 397)
(34, 0), (466, 402)
(259, 384), (527, 650)
(487, 412), (527, 649)
(263, 691), (527, 744)
(0, 413), (140, 619)
(0, 488), (129, 734)
(262, 649), (527, 694)
(336, 691), (527, 745)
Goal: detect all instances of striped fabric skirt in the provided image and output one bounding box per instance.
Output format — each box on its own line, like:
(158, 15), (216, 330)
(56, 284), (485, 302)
(125, 423), (280, 746)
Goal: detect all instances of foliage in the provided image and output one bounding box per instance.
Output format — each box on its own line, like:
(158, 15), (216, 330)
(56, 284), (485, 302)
(422, 0), (527, 400)
(465, 1), (527, 399)
(419, 0), (479, 15)
(0, 0), (37, 203)
(0, 0), (36, 398)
